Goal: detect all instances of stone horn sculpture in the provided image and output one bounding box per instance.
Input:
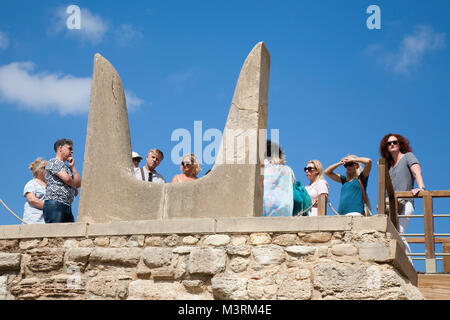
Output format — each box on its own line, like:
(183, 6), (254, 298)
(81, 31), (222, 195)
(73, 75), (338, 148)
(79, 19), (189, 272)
(78, 42), (270, 223)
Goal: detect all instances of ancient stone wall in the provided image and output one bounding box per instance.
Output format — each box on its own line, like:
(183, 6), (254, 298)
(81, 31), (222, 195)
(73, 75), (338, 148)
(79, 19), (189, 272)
(0, 216), (423, 300)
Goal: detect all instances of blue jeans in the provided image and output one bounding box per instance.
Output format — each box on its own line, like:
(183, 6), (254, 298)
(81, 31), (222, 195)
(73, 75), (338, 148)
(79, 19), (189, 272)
(43, 200), (74, 223)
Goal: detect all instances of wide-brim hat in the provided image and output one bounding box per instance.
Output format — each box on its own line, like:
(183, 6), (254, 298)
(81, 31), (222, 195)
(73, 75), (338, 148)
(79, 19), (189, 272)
(132, 151), (143, 160)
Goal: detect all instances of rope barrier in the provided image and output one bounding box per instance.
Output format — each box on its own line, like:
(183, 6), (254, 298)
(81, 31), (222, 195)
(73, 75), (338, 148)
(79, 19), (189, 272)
(294, 200), (316, 217)
(0, 198), (27, 224)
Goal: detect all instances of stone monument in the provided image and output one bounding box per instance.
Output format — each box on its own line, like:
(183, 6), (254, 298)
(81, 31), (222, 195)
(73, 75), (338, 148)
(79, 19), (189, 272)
(78, 42), (270, 223)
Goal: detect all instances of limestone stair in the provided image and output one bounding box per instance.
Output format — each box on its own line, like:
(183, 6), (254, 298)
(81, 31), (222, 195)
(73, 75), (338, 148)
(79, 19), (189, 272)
(418, 273), (450, 300)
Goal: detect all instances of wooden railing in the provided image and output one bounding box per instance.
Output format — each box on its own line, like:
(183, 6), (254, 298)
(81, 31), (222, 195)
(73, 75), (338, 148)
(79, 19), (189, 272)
(378, 158), (450, 273)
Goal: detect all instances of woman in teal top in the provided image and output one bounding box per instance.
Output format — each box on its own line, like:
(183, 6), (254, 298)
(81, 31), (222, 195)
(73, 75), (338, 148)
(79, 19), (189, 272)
(324, 155), (372, 216)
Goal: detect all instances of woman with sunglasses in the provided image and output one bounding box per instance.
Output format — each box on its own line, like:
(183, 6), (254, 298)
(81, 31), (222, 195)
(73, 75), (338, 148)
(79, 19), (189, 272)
(379, 133), (425, 258)
(172, 153), (201, 183)
(304, 160), (329, 216)
(324, 155), (372, 216)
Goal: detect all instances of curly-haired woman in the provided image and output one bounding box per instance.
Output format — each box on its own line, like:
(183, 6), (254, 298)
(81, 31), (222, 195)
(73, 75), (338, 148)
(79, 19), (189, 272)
(379, 133), (425, 259)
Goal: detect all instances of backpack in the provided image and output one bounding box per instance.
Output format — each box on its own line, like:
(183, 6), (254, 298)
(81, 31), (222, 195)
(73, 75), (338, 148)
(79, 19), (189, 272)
(293, 180), (312, 216)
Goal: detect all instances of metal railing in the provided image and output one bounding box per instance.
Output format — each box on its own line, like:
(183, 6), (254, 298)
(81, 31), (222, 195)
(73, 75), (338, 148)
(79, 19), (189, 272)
(378, 158), (450, 273)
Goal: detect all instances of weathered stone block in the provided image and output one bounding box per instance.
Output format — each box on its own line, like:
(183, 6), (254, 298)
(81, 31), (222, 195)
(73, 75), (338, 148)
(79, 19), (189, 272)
(188, 248), (227, 275)
(143, 247), (173, 268)
(0, 253), (21, 271)
(182, 236), (199, 245)
(128, 235), (145, 247)
(65, 248), (93, 264)
(204, 235), (231, 246)
(231, 236), (247, 246)
(110, 236), (128, 248)
(273, 234), (298, 246)
(145, 236), (162, 246)
(230, 257), (250, 273)
(128, 280), (211, 300)
(331, 244), (358, 256)
(89, 248), (141, 266)
(252, 245), (285, 265)
(151, 267), (175, 280)
(211, 276), (248, 300)
(94, 237), (110, 247)
(28, 248), (64, 272)
(0, 240), (19, 251)
(164, 235), (181, 247)
(284, 246), (316, 256)
(303, 232), (332, 243)
(19, 240), (40, 250)
(358, 243), (393, 262)
(226, 246), (251, 257)
(87, 276), (120, 298)
(277, 274), (312, 300)
(172, 246), (192, 254)
(249, 233), (271, 245)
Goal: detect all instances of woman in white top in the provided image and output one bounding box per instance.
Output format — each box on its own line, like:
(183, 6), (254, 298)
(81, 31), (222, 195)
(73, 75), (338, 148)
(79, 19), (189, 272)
(304, 160), (329, 216)
(23, 158), (47, 224)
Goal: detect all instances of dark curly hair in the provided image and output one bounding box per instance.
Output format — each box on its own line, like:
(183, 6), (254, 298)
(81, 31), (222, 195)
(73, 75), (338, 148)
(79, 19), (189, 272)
(379, 133), (413, 169)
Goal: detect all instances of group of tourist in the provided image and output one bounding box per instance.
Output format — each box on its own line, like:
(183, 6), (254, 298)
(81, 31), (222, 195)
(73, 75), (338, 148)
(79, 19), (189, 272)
(262, 133), (425, 253)
(131, 150), (201, 184)
(23, 139), (81, 224)
(22, 142), (203, 224)
(23, 132), (425, 253)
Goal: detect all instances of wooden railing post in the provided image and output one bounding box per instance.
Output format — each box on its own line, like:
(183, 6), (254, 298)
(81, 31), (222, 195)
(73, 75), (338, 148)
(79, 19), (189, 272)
(317, 194), (327, 216)
(423, 194), (436, 273)
(378, 158), (398, 229)
(377, 158), (386, 216)
(443, 241), (450, 273)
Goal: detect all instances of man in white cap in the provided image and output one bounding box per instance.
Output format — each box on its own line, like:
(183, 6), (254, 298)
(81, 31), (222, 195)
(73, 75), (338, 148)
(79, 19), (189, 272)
(132, 151), (143, 175)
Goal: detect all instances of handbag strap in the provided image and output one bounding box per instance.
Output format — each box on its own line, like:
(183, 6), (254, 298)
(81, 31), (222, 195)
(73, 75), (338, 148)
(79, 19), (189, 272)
(140, 167), (145, 181)
(358, 177), (367, 204)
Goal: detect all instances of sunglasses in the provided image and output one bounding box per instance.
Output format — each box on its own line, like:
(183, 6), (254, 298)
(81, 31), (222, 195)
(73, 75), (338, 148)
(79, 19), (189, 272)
(181, 161), (192, 166)
(344, 162), (355, 168)
(304, 167), (315, 172)
(387, 140), (399, 146)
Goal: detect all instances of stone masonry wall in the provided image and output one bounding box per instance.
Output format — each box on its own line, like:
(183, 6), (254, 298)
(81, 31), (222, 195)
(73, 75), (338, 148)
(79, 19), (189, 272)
(0, 217), (424, 300)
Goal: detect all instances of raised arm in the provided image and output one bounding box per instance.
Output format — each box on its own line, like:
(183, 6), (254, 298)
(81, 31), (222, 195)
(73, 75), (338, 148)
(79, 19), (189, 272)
(354, 157), (372, 178)
(324, 161), (344, 183)
(56, 157), (81, 189)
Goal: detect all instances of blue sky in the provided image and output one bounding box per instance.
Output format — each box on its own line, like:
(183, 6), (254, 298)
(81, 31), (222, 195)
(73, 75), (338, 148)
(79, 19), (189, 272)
(1, 1), (449, 271)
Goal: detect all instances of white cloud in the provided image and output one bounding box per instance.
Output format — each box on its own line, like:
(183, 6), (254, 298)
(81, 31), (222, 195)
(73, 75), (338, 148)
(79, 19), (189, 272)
(0, 62), (145, 115)
(0, 31), (9, 51)
(367, 25), (446, 75)
(115, 24), (144, 46)
(52, 6), (109, 44)
(390, 25), (445, 74)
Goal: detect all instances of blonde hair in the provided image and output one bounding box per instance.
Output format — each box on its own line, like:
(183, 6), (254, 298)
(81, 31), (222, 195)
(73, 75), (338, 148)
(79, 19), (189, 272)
(345, 154), (362, 181)
(148, 149), (164, 160)
(307, 160), (325, 181)
(180, 154), (201, 176)
(29, 158), (46, 178)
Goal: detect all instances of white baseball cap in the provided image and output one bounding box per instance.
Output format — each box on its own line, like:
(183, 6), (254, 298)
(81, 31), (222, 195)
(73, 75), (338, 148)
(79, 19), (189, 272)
(132, 151), (143, 160)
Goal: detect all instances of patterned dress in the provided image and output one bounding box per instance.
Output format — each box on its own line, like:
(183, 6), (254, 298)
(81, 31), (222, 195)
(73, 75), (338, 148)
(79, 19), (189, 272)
(263, 159), (295, 217)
